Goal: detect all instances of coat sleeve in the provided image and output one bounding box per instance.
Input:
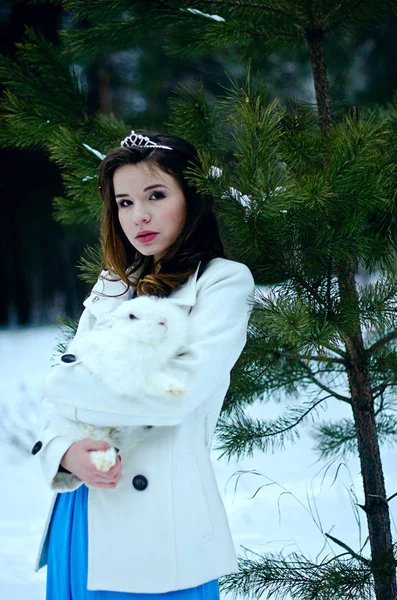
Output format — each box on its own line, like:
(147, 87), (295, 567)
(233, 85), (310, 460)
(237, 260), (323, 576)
(33, 306), (97, 492)
(43, 260), (255, 428)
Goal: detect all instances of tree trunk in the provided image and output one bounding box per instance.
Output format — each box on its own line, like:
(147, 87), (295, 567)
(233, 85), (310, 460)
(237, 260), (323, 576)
(338, 266), (396, 600)
(306, 27), (332, 136)
(307, 23), (396, 596)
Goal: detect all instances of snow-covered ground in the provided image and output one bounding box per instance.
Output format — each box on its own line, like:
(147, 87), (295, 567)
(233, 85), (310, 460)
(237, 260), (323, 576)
(0, 325), (396, 599)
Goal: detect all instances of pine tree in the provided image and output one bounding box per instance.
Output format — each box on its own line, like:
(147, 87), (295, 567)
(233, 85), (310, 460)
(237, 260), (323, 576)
(177, 79), (397, 600)
(1, 1), (397, 598)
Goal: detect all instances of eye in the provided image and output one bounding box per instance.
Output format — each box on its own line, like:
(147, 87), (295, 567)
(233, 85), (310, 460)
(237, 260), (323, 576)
(150, 191), (166, 201)
(118, 199), (133, 208)
(129, 314), (138, 320)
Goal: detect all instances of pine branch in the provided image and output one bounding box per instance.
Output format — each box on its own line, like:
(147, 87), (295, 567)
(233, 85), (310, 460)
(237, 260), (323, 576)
(0, 26), (92, 155)
(280, 351), (345, 365)
(54, 315), (79, 355)
(359, 276), (397, 331)
(313, 413), (397, 460)
(60, 19), (139, 58)
(48, 0), (133, 21)
(370, 284), (397, 313)
(329, 126), (365, 184)
(76, 245), (103, 283)
(251, 357), (308, 398)
(372, 378), (397, 400)
(167, 81), (221, 150)
(367, 329), (397, 356)
(313, 418), (357, 459)
(281, 264), (329, 309)
(325, 533), (371, 565)
(220, 551), (373, 600)
(215, 397), (328, 459)
(302, 364), (351, 403)
(321, 340), (347, 359)
(194, 0), (296, 17)
(326, 0), (378, 33)
(228, 27), (304, 40)
(375, 391), (386, 415)
(261, 397), (326, 435)
(252, 286), (347, 360)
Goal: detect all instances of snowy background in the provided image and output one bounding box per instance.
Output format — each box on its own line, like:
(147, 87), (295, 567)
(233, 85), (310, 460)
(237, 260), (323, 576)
(1, 325), (396, 600)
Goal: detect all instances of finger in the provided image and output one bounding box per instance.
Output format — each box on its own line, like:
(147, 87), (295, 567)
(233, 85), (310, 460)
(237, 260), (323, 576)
(89, 480), (119, 489)
(98, 473), (121, 483)
(88, 468), (118, 481)
(106, 459), (122, 477)
(93, 474), (120, 486)
(88, 463), (121, 480)
(92, 479), (118, 486)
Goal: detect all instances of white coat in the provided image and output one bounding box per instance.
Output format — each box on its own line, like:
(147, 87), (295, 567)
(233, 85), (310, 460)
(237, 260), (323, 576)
(33, 257), (255, 594)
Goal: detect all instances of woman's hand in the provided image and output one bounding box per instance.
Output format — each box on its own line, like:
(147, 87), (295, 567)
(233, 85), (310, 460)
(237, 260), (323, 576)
(60, 439), (122, 489)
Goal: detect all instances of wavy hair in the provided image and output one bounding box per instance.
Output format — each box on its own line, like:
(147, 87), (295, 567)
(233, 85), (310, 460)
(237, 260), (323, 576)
(98, 130), (228, 297)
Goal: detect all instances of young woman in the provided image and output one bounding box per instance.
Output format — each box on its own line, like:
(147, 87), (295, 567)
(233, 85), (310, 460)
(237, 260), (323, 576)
(32, 130), (255, 599)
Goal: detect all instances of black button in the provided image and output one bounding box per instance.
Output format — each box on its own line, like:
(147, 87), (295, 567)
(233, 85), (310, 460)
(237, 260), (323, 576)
(144, 425), (153, 430)
(61, 353), (77, 364)
(31, 441), (43, 455)
(132, 474), (148, 491)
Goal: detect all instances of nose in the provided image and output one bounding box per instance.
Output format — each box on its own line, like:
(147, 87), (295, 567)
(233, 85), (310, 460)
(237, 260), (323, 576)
(133, 209), (151, 225)
(134, 215), (150, 225)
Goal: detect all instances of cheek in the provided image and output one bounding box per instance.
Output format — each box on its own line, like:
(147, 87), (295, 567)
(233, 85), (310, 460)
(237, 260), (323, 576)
(118, 211), (135, 240)
(118, 211), (127, 232)
(162, 205), (186, 233)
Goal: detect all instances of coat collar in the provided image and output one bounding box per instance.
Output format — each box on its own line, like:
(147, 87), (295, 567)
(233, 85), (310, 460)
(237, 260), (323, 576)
(83, 262), (202, 319)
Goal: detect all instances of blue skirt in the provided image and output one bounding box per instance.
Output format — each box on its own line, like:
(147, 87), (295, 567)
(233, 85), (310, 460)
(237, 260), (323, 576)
(46, 484), (219, 600)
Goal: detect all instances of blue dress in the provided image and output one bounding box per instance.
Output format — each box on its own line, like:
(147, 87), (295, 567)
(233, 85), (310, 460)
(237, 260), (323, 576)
(46, 484), (219, 599)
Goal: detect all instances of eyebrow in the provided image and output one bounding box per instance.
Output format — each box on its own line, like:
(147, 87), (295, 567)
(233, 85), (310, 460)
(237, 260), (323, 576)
(115, 184), (168, 198)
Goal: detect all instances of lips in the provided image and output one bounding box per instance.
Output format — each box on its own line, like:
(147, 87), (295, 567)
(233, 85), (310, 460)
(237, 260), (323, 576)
(136, 231), (159, 243)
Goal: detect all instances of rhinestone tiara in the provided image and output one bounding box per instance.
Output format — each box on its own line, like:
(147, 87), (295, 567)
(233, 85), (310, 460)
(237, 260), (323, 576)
(120, 130), (173, 151)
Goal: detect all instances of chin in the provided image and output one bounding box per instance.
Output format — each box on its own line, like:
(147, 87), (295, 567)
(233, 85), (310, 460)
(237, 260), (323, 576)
(130, 243), (156, 257)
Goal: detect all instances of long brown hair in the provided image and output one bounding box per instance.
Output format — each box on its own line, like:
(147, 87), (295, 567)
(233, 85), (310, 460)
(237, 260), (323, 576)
(98, 130), (228, 297)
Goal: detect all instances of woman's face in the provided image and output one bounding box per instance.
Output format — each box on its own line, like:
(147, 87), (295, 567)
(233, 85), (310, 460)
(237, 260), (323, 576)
(113, 162), (187, 262)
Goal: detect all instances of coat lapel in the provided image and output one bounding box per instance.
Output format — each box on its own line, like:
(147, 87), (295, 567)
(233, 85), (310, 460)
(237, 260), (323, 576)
(167, 262), (201, 307)
(83, 262), (201, 319)
(82, 269), (136, 319)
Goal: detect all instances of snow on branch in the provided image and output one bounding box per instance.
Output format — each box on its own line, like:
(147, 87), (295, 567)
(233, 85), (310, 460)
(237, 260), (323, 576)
(209, 165), (286, 213)
(82, 143), (106, 161)
(181, 8), (225, 22)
